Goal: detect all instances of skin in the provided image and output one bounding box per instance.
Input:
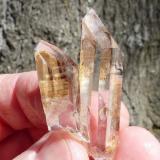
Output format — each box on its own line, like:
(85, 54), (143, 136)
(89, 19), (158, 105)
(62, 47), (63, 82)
(0, 71), (159, 160)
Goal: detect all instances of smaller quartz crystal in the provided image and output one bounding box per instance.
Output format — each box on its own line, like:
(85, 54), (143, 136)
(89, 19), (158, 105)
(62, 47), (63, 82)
(35, 41), (80, 133)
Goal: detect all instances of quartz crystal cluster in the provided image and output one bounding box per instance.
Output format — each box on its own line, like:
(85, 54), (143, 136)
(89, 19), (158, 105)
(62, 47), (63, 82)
(35, 9), (123, 160)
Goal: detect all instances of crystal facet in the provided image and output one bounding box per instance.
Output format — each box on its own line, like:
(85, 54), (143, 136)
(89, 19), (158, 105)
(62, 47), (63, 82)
(35, 9), (123, 160)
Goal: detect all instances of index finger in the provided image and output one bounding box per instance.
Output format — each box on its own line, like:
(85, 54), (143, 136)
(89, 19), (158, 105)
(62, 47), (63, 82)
(0, 71), (46, 141)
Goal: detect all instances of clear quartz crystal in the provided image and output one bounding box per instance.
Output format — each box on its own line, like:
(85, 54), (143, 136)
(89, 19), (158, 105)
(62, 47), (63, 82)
(35, 9), (123, 160)
(79, 9), (123, 159)
(35, 41), (80, 133)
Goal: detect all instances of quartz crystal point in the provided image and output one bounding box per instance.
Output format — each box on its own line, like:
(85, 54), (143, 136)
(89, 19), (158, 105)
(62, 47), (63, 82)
(35, 41), (80, 134)
(79, 9), (123, 159)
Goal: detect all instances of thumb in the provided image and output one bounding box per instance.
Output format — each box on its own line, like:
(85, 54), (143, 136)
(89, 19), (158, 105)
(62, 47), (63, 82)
(14, 130), (89, 160)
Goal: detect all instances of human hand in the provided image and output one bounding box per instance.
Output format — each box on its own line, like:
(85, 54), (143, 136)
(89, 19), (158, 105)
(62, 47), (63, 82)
(0, 71), (159, 160)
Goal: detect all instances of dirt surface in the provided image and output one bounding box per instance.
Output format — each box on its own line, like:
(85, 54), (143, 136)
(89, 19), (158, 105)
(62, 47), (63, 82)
(0, 0), (160, 139)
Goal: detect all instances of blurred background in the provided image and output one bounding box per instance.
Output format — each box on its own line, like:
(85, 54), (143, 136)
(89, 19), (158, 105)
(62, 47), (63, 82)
(0, 0), (160, 139)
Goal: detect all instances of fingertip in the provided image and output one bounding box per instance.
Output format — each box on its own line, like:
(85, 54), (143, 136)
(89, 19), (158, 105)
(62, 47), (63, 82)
(37, 131), (89, 160)
(120, 102), (129, 130)
(15, 130), (89, 160)
(0, 73), (30, 130)
(116, 126), (160, 160)
(15, 71), (46, 128)
(16, 71), (38, 97)
(121, 102), (129, 120)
